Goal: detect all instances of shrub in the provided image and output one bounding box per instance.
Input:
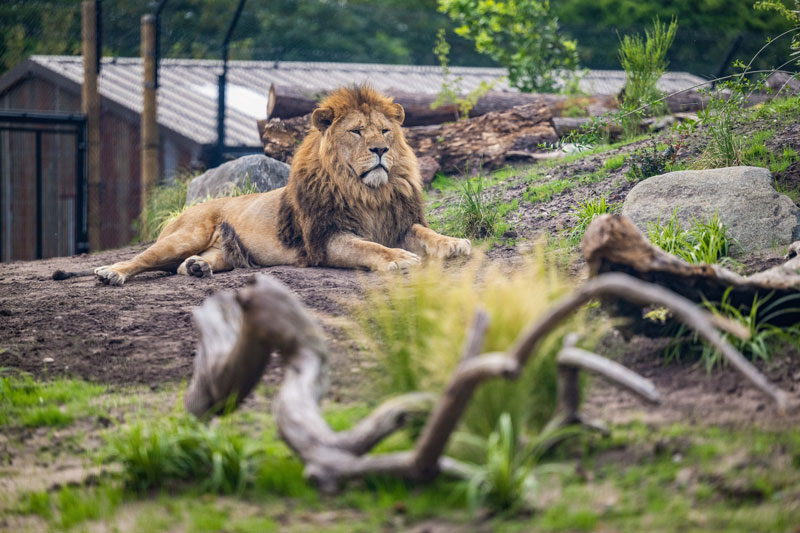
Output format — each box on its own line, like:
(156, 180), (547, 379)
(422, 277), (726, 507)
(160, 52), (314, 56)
(438, 0), (579, 93)
(107, 413), (266, 493)
(617, 17), (678, 138)
(431, 29), (496, 121)
(626, 143), (676, 182)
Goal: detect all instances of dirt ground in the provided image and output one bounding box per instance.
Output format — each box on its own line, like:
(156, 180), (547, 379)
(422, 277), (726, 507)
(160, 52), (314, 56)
(2, 240), (799, 429)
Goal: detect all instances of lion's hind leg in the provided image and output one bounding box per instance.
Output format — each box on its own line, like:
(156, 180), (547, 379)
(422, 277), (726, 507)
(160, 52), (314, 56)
(95, 226), (216, 286)
(177, 247), (232, 279)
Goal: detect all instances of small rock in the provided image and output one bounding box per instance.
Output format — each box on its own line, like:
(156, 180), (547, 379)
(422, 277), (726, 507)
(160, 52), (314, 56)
(43, 357), (54, 364)
(502, 229), (518, 239)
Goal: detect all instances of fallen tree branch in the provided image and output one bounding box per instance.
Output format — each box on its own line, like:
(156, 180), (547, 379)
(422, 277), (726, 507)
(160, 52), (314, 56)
(185, 270), (788, 491)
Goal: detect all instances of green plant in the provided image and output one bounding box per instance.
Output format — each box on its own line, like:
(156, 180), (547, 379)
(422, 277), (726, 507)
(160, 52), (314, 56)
(138, 174), (192, 242)
(754, 0), (800, 66)
(356, 255), (589, 441)
(438, 0), (579, 93)
(431, 29), (496, 120)
(666, 288), (800, 371)
(445, 175), (510, 239)
(568, 197), (617, 244)
(603, 153), (626, 171)
(107, 413), (266, 493)
(647, 210), (736, 264)
(695, 78), (751, 169)
(617, 17), (678, 138)
(626, 143), (677, 182)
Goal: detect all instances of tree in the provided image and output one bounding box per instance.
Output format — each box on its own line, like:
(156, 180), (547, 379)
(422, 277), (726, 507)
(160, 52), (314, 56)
(438, 0), (579, 92)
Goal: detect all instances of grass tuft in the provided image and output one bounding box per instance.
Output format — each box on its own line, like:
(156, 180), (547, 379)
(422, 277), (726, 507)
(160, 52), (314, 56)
(647, 210), (736, 265)
(568, 197), (617, 245)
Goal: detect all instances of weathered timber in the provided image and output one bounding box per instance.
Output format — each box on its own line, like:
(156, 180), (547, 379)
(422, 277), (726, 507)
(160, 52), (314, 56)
(184, 269), (788, 491)
(581, 214), (800, 328)
(258, 103), (558, 172)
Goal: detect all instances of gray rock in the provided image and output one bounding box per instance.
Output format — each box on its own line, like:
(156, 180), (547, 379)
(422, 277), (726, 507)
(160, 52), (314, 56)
(186, 154), (290, 206)
(621, 166), (800, 254)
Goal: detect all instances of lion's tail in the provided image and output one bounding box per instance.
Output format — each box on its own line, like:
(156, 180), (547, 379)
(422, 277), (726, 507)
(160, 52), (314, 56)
(52, 269), (94, 281)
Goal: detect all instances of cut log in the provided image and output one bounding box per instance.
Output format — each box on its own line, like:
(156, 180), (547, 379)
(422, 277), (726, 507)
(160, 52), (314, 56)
(258, 103), (558, 173)
(403, 103), (558, 174)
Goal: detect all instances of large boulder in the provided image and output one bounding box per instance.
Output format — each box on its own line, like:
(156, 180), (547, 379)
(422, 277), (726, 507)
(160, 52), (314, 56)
(621, 166), (800, 254)
(186, 154), (290, 206)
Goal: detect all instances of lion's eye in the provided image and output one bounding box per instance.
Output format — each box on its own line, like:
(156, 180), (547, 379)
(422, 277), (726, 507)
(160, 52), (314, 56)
(350, 129), (362, 136)
(382, 129), (390, 135)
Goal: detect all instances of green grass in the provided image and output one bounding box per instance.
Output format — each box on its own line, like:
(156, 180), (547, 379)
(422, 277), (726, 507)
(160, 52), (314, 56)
(355, 256), (591, 441)
(603, 153), (626, 170)
(647, 210), (736, 265)
(568, 197), (617, 245)
(431, 174), (514, 241)
(18, 484), (122, 529)
(0, 372), (105, 428)
(665, 288), (800, 371)
(523, 169), (609, 205)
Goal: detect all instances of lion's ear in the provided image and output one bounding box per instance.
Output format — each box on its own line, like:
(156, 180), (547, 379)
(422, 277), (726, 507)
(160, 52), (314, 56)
(388, 103), (405, 125)
(312, 107), (334, 132)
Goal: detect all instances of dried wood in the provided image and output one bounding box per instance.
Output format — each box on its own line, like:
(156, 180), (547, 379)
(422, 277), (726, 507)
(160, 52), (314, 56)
(258, 103), (558, 173)
(185, 267), (788, 491)
(581, 214), (800, 327)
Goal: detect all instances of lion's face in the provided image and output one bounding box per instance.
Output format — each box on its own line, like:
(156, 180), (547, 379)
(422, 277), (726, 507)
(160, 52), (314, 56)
(311, 93), (406, 189)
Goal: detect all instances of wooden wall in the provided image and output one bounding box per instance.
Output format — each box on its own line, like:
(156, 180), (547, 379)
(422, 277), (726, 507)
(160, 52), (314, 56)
(0, 75), (196, 261)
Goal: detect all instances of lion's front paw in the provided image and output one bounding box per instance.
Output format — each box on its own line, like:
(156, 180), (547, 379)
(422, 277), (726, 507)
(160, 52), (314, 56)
(178, 256), (213, 278)
(94, 265), (127, 286)
(429, 237), (471, 259)
(383, 249), (421, 271)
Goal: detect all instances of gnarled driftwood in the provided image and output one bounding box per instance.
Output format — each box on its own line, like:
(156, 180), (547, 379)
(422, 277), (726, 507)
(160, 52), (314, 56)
(581, 214), (800, 327)
(184, 272), (789, 491)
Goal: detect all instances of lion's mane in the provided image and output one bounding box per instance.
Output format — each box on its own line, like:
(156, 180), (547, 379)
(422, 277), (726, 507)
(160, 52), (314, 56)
(277, 86), (426, 266)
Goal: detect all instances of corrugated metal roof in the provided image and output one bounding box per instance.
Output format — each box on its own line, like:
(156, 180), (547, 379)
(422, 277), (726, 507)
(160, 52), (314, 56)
(25, 56), (708, 147)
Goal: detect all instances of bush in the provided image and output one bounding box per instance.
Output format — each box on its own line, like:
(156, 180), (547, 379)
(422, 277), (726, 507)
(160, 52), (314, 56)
(438, 0), (579, 92)
(443, 175), (512, 240)
(626, 143), (676, 182)
(617, 17), (678, 138)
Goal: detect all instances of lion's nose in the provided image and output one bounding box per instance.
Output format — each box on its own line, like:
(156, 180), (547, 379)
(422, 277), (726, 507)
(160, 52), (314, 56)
(370, 146), (388, 157)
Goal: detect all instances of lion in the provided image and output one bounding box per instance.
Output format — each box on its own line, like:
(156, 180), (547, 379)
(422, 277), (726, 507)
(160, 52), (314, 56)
(54, 86), (470, 286)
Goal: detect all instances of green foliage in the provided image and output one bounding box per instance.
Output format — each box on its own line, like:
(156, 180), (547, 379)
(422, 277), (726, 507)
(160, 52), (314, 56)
(617, 17), (678, 137)
(0, 372), (105, 428)
(356, 256), (588, 441)
(107, 413), (268, 494)
(464, 413), (533, 512)
(666, 289), (800, 371)
(442, 175), (512, 240)
(647, 210), (736, 265)
(603, 153), (626, 170)
(138, 176), (191, 243)
(1, 1), (492, 76)
(568, 196), (617, 244)
(754, 0), (800, 65)
(18, 484), (122, 529)
(695, 79), (751, 169)
(555, 0), (794, 73)
(431, 29), (497, 121)
(438, 0), (579, 92)
(626, 143), (677, 182)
